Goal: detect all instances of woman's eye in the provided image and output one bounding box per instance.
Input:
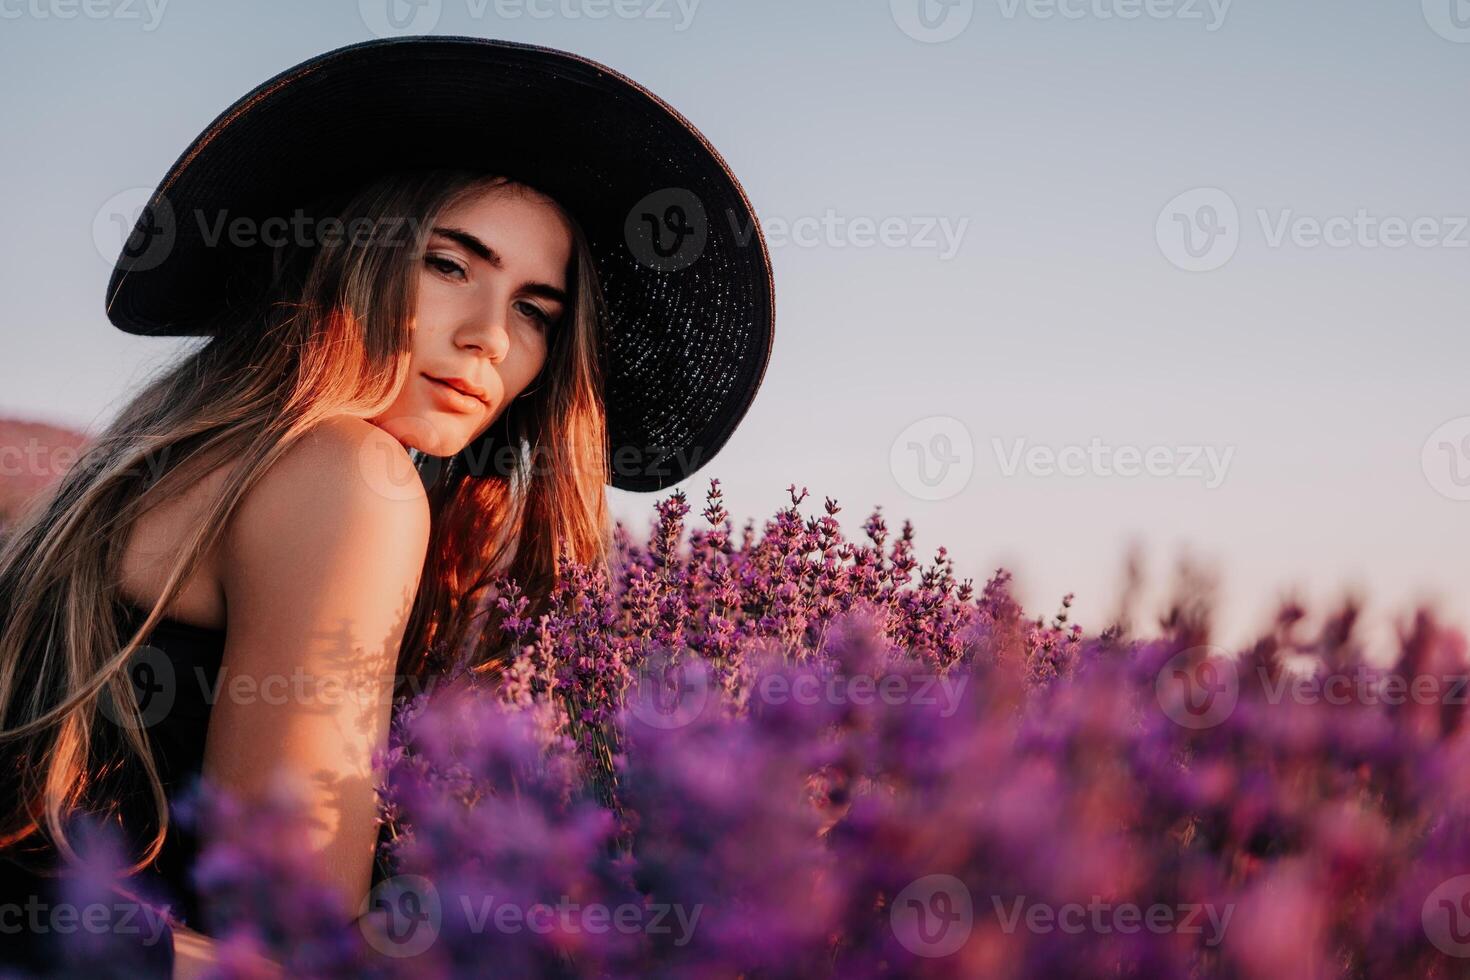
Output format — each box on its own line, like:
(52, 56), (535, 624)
(515, 300), (557, 329)
(425, 254), (466, 280)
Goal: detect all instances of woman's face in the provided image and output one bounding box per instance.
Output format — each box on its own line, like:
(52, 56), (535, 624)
(370, 181), (572, 456)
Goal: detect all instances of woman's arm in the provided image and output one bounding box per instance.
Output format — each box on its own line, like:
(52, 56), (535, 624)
(202, 415), (431, 925)
(171, 919), (283, 979)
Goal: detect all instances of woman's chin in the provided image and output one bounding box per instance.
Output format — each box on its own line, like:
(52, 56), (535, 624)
(372, 414), (465, 457)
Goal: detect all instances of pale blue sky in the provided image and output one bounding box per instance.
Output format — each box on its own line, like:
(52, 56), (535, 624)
(2, 0), (1467, 650)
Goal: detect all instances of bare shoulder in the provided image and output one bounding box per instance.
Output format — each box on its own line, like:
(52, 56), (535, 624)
(220, 415), (431, 634)
(227, 415), (428, 544)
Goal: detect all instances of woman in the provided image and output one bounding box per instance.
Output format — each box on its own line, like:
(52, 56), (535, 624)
(0, 36), (773, 977)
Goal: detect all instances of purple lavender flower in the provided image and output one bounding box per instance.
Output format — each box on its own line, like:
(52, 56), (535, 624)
(145, 479), (1470, 979)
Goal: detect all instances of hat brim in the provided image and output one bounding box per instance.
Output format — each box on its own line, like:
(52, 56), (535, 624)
(104, 35), (773, 493)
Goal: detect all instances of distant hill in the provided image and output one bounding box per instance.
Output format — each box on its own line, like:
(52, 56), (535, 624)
(0, 417), (88, 525)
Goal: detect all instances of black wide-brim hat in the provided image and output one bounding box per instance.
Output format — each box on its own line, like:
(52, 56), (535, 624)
(104, 35), (772, 493)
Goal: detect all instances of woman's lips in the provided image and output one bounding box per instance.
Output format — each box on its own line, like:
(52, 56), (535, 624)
(423, 374), (486, 413)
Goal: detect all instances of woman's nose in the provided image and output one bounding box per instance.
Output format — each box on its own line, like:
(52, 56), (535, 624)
(459, 307), (511, 362)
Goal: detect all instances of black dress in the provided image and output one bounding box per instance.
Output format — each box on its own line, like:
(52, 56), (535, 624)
(0, 598), (394, 977)
(0, 598), (214, 977)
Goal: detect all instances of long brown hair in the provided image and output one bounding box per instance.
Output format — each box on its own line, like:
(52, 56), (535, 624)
(0, 169), (612, 872)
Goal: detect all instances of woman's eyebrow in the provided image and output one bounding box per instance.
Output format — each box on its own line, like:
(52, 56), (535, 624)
(432, 226), (499, 265)
(521, 282), (568, 305)
(431, 225), (568, 305)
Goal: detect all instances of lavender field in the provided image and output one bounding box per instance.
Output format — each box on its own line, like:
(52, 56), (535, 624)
(48, 478), (1470, 979)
